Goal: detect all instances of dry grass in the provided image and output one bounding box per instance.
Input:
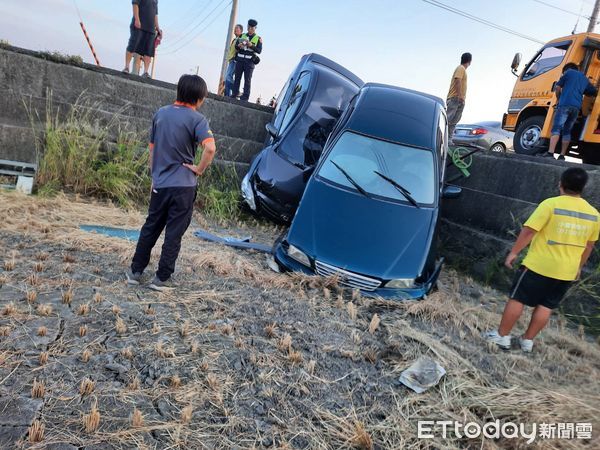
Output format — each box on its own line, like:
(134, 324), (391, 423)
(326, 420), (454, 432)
(2, 303), (16, 316)
(82, 401), (100, 433)
(368, 314), (380, 335)
(81, 349), (92, 363)
(180, 405), (193, 424)
(34, 261), (45, 272)
(28, 420), (45, 443)
(131, 408), (144, 428)
(31, 379), (45, 398)
(77, 303), (90, 315)
(347, 302), (357, 320)
(1, 192), (600, 449)
(0, 326), (10, 337)
(36, 304), (52, 316)
(27, 273), (40, 286)
(61, 289), (73, 305)
(93, 292), (103, 303)
(39, 351), (48, 365)
(79, 325), (87, 337)
(79, 378), (95, 396)
(115, 317), (127, 334)
(37, 326), (47, 337)
(26, 289), (38, 304)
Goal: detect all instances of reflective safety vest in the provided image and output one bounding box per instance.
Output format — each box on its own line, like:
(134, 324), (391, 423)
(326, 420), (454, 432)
(236, 33), (261, 61)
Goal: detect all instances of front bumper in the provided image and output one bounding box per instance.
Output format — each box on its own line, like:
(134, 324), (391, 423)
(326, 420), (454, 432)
(241, 171), (295, 224)
(274, 243), (442, 300)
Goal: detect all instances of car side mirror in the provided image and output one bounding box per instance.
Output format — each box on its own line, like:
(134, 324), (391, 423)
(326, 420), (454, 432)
(442, 185), (462, 199)
(266, 123), (279, 139)
(511, 52), (522, 76)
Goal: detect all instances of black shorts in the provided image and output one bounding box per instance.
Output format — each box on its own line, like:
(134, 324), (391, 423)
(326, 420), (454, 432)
(509, 266), (572, 310)
(127, 26), (156, 57)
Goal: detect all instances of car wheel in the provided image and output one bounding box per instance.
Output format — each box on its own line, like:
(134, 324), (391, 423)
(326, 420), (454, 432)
(514, 116), (545, 155)
(490, 142), (506, 153)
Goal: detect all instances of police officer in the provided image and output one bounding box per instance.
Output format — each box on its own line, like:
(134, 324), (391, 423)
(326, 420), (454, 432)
(231, 19), (262, 102)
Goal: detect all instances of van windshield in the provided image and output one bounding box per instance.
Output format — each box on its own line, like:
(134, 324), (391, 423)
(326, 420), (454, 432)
(522, 41), (571, 80)
(317, 131), (436, 205)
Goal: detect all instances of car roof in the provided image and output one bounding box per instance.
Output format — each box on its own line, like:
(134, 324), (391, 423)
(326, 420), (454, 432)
(300, 53), (364, 87)
(344, 83), (442, 149)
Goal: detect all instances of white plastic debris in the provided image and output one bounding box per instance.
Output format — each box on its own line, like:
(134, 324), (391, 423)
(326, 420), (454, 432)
(16, 176), (34, 195)
(399, 356), (446, 393)
(266, 255), (280, 273)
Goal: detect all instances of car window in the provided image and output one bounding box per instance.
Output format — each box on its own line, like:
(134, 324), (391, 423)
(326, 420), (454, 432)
(317, 131), (436, 205)
(522, 41), (571, 81)
(278, 72), (311, 135)
(278, 67), (360, 168)
(272, 75), (292, 128)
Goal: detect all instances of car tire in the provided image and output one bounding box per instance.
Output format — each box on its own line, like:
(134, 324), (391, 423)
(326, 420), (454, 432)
(514, 116), (546, 155)
(490, 142), (506, 153)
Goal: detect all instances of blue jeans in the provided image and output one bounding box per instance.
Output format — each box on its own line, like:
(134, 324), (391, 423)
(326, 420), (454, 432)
(224, 60), (236, 97)
(551, 106), (579, 141)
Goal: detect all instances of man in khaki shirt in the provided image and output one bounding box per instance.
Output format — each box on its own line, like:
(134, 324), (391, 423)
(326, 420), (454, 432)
(447, 52), (472, 141)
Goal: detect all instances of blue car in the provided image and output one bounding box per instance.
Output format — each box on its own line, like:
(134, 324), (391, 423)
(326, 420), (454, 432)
(274, 83), (461, 299)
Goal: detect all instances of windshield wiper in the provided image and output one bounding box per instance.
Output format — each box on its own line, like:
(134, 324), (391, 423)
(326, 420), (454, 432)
(331, 161), (370, 198)
(373, 170), (420, 208)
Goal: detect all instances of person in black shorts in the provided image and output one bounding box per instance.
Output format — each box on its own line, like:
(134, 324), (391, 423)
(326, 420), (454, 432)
(124, 0), (162, 78)
(484, 168), (599, 352)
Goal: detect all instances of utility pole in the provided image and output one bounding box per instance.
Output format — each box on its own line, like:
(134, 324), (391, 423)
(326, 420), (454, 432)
(588, 0), (600, 32)
(218, 0), (239, 95)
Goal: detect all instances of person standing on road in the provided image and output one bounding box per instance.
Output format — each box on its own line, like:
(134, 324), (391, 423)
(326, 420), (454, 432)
(542, 63), (598, 160)
(484, 167), (598, 353)
(127, 75), (217, 291)
(231, 19), (262, 102)
(124, 0), (162, 78)
(224, 24), (243, 97)
(447, 52), (472, 141)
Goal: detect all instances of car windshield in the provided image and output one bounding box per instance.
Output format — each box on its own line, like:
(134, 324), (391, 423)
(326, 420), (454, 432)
(317, 131), (436, 205)
(523, 41), (570, 80)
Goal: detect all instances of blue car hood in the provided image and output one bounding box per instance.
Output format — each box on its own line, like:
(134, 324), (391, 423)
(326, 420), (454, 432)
(287, 179), (436, 280)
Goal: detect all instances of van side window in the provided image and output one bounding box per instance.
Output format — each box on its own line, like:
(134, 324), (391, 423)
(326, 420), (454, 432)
(522, 41), (571, 81)
(278, 72), (312, 135)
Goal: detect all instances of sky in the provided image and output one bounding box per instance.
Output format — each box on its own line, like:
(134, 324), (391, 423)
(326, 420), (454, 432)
(0, 0), (597, 123)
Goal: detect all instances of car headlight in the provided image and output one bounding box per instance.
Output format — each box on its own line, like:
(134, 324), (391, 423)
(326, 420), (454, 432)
(287, 244), (310, 267)
(241, 173), (256, 211)
(386, 278), (415, 289)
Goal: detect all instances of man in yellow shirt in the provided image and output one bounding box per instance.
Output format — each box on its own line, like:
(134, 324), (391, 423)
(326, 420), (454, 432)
(447, 52), (471, 141)
(485, 168), (598, 352)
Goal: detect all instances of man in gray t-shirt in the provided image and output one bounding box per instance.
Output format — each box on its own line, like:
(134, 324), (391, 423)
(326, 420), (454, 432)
(128, 75), (216, 291)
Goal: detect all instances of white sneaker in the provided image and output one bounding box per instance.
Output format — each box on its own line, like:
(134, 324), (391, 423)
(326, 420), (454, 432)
(519, 337), (534, 353)
(483, 330), (511, 350)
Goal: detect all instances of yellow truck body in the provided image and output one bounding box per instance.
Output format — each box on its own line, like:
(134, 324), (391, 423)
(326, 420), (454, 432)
(503, 33), (600, 163)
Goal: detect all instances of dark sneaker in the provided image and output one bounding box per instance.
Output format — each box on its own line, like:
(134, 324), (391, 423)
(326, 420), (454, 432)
(540, 152), (555, 158)
(149, 276), (175, 292)
(126, 270), (142, 285)
(142, 72), (151, 79)
(122, 67), (130, 74)
(557, 154), (566, 161)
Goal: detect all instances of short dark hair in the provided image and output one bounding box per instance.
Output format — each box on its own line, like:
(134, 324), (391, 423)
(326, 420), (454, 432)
(235, 23), (243, 31)
(176, 74), (208, 104)
(560, 167), (588, 194)
(461, 52), (472, 64)
(563, 62), (579, 73)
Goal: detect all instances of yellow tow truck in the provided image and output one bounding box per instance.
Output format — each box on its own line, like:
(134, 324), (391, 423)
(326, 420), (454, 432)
(503, 32), (600, 164)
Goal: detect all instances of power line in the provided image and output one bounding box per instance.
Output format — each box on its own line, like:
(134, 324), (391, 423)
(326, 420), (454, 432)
(163, 0), (210, 30)
(422, 0), (545, 44)
(160, 0), (227, 51)
(532, 0), (591, 19)
(160, 0), (232, 56)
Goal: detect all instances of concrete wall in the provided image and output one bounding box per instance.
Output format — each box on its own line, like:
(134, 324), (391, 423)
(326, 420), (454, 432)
(440, 152), (600, 316)
(0, 45), (273, 170)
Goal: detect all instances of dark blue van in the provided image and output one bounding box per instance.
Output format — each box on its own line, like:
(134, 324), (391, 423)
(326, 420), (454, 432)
(274, 83), (461, 299)
(241, 54), (364, 223)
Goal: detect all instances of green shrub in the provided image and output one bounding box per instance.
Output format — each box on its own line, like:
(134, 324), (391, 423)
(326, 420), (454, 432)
(196, 164), (242, 221)
(35, 96), (150, 206)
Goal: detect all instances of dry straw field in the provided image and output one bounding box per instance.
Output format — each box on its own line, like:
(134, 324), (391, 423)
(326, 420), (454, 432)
(0, 191), (599, 449)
